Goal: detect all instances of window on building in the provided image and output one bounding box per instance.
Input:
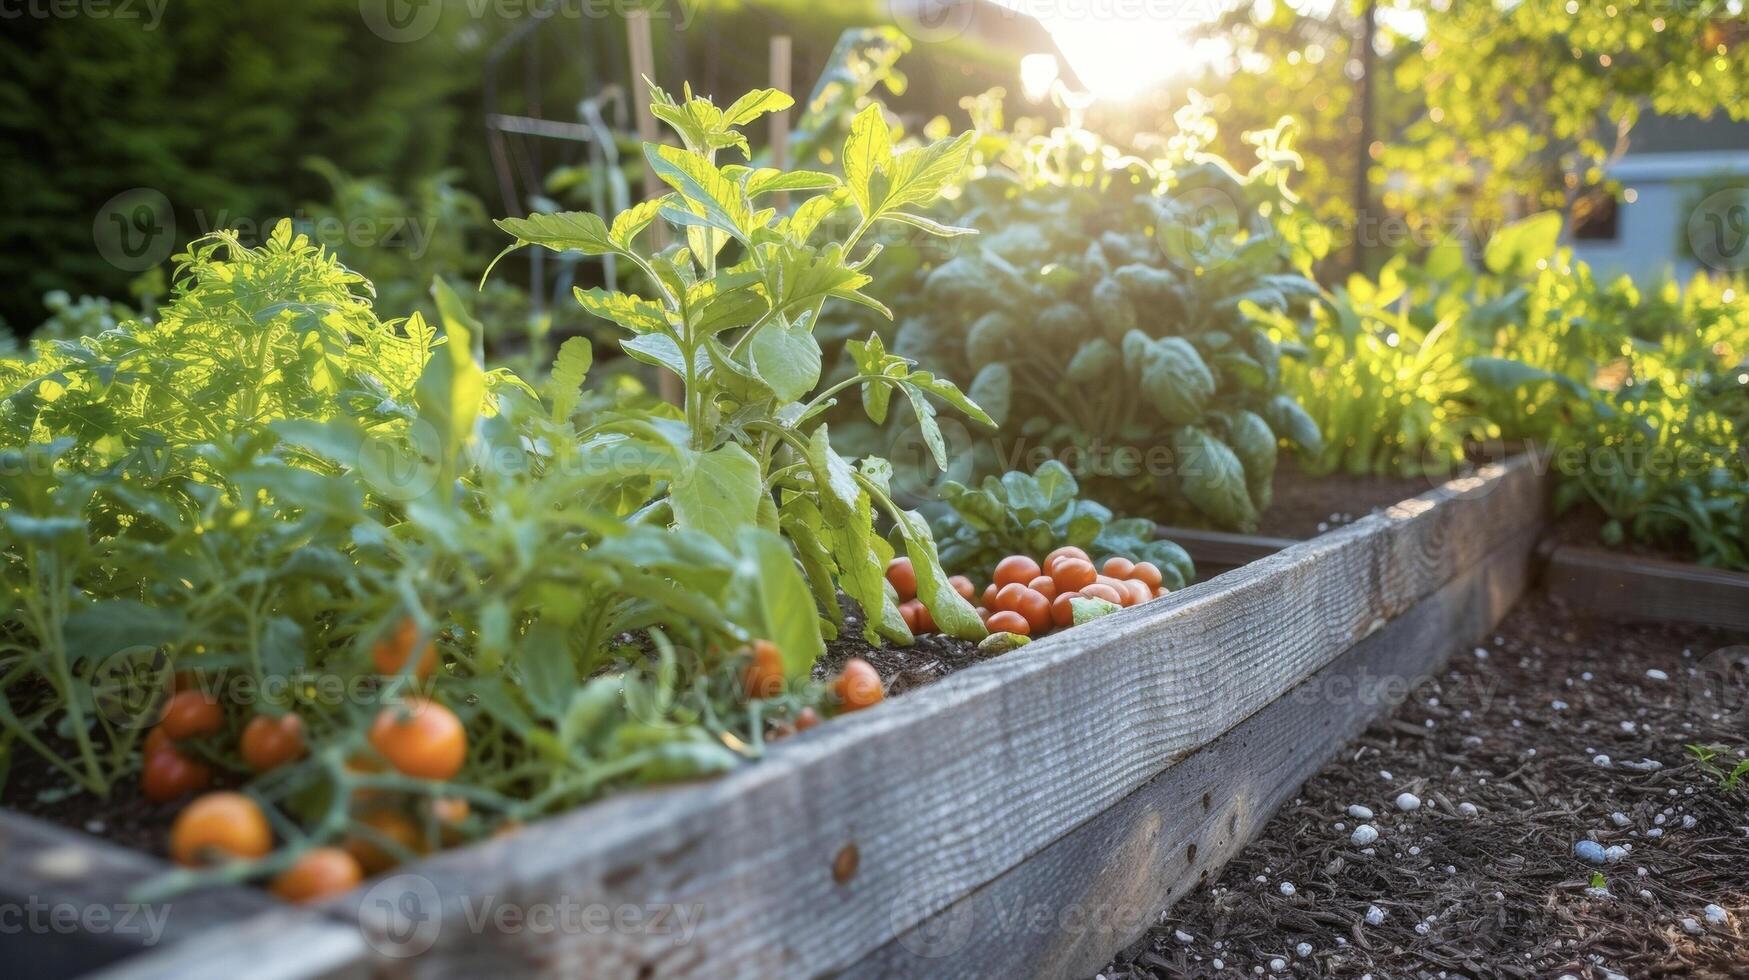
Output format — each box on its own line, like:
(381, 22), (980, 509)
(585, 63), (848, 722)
(1571, 189), (1620, 241)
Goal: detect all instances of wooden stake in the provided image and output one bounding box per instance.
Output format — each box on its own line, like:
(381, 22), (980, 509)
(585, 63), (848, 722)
(626, 10), (682, 406)
(769, 35), (793, 209)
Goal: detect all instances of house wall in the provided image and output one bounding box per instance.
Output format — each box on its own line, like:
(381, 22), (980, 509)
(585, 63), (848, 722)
(1568, 151), (1749, 284)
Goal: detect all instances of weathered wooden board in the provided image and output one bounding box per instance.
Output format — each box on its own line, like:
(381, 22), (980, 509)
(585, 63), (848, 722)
(63, 458), (1547, 980)
(1157, 526), (1300, 577)
(0, 808), (294, 978)
(844, 530), (1537, 978)
(1542, 544), (1749, 632)
(310, 457), (1544, 979)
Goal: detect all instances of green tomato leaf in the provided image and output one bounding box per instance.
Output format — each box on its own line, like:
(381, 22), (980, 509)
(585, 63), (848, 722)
(670, 443), (763, 548)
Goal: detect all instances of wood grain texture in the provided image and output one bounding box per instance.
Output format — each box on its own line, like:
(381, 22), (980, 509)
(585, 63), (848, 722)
(316, 457), (1545, 979)
(1542, 544), (1749, 631)
(63, 458), (1547, 980)
(844, 530), (1538, 978)
(0, 808), (289, 978)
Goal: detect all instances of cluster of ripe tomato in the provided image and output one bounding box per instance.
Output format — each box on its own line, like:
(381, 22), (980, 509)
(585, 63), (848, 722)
(741, 640), (885, 716)
(887, 545), (1168, 639)
(143, 619), (469, 902)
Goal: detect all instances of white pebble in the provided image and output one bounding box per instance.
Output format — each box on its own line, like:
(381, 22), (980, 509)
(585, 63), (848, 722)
(1396, 792), (1422, 812)
(1682, 815), (1697, 829)
(1414, 922), (1430, 934)
(1295, 942), (1312, 957)
(1175, 930), (1194, 943)
(1646, 668), (1668, 681)
(1639, 889), (1654, 900)
(1681, 917), (1704, 935)
(1610, 812), (1630, 827)
(1347, 804), (1373, 820)
(1409, 845), (1422, 855)
(1213, 959), (1224, 970)
(1335, 822), (1346, 831)
(1473, 647), (1489, 660)
(1279, 881), (1296, 896)
(1458, 802), (1479, 817)
(1379, 770), (1393, 781)
(1351, 824), (1379, 846)
(1365, 904), (1386, 925)
(1647, 828), (1664, 838)
(1551, 699), (1569, 711)
(1593, 754), (1612, 768)
(1705, 904), (1728, 925)
(1620, 720), (1638, 733)
(1269, 957), (1287, 972)
(1604, 845), (1629, 863)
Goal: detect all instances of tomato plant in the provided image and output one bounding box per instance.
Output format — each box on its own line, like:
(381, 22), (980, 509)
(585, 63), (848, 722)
(489, 84), (993, 653)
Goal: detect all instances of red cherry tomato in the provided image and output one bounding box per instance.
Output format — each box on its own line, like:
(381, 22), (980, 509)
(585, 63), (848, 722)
(985, 610), (1031, 636)
(981, 584), (999, 609)
(142, 746), (212, 802)
(1026, 575), (1058, 600)
(1102, 556), (1136, 580)
(947, 575), (976, 602)
(1130, 561), (1164, 590)
(1082, 583), (1123, 605)
(1050, 591), (1080, 628)
(368, 698), (466, 781)
(240, 713), (306, 772)
(159, 690), (224, 740)
(1044, 546), (1091, 568)
(990, 582), (1024, 612)
(834, 658), (884, 711)
(1051, 558), (1097, 593)
(741, 640), (786, 700)
(885, 558), (918, 602)
(993, 555), (1042, 589)
(1012, 589), (1052, 634)
(1120, 579), (1151, 606)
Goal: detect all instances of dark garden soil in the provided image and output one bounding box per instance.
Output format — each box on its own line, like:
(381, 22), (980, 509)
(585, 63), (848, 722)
(1100, 591), (1749, 980)
(813, 595), (990, 698)
(1253, 461), (1446, 541)
(6, 729), (203, 859)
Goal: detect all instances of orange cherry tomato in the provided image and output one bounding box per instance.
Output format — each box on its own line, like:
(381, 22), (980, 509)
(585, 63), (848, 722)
(1102, 556), (1136, 580)
(994, 582), (1030, 612)
(142, 746), (212, 802)
(1120, 579), (1151, 607)
(910, 601), (936, 634)
(1082, 583), (1124, 605)
(240, 713), (306, 772)
(993, 555), (1043, 589)
(1096, 574), (1127, 592)
(947, 575), (976, 603)
(170, 792), (272, 866)
(1026, 575), (1058, 600)
(1050, 591), (1080, 629)
(272, 847), (363, 903)
(159, 690), (224, 740)
(1050, 558), (1097, 593)
(1012, 588), (1052, 634)
(981, 584), (999, 609)
(794, 707), (820, 731)
(741, 640), (786, 700)
(1153, 586), (1170, 599)
(985, 610), (1031, 636)
(368, 698), (466, 781)
(885, 557), (918, 602)
(372, 617), (438, 680)
(898, 601), (920, 633)
(833, 658), (884, 712)
(1130, 561), (1164, 590)
(345, 809), (425, 874)
(1044, 546), (1091, 568)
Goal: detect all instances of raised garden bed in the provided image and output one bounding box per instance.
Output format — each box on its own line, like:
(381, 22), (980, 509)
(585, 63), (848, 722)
(6, 455), (1548, 978)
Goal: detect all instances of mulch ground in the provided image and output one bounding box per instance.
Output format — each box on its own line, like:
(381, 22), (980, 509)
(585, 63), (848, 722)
(1101, 592), (1749, 980)
(1253, 462), (1447, 541)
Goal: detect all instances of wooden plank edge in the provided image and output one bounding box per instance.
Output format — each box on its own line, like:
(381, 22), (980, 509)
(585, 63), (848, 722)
(0, 807), (286, 978)
(1542, 544), (1749, 632)
(70, 457), (1549, 980)
(305, 456), (1547, 978)
(85, 906), (373, 980)
(848, 527), (1539, 978)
